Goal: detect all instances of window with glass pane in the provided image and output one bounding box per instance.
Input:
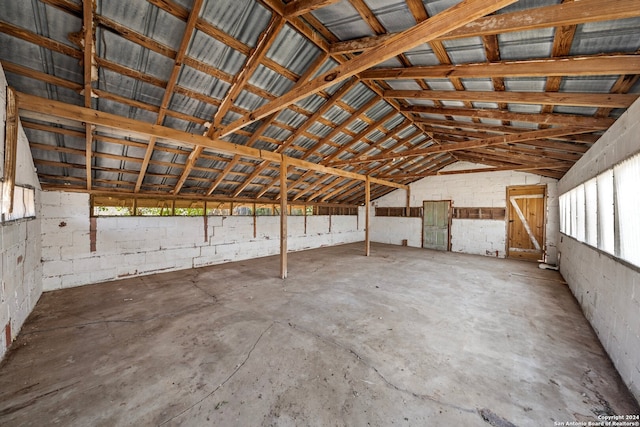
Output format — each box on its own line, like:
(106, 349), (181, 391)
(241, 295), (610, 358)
(576, 184), (586, 242)
(584, 178), (598, 246)
(614, 153), (640, 267)
(597, 170), (615, 254)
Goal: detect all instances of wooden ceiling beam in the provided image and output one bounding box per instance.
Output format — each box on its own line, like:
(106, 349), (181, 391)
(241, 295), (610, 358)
(415, 120), (599, 144)
(15, 92), (407, 191)
(329, 126), (596, 166)
(285, 0), (341, 17)
(330, 0), (640, 53)
(360, 55), (640, 80)
(403, 105), (615, 129)
(219, 0), (518, 137)
(377, 161), (570, 179)
(443, 0), (640, 41)
(385, 90), (638, 108)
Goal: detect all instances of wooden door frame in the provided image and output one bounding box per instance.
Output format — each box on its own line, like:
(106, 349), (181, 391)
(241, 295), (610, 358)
(422, 199), (453, 251)
(505, 184), (547, 260)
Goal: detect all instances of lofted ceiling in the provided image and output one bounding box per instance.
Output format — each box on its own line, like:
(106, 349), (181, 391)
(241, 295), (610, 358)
(1, 0), (639, 206)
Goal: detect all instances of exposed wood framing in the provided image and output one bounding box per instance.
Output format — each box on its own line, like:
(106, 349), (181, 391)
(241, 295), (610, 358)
(365, 176), (370, 257)
(82, 0), (96, 190)
(135, 0), (204, 193)
(219, 0), (518, 137)
(402, 106), (614, 129)
(3, 87), (18, 214)
(15, 92), (406, 190)
(384, 90), (638, 108)
(359, 55), (640, 80)
(280, 158), (288, 279)
(330, 0), (640, 53)
(330, 126), (597, 166)
(284, 0), (341, 17)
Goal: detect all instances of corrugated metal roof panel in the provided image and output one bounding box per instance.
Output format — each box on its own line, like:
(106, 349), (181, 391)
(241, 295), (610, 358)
(200, 0), (271, 47)
(232, 89), (268, 112)
(472, 102), (500, 109)
(424, 0), (465, 16)
(276, 109), (308, 129)
(560, 76), (617, 94)
(310, 0), (374, 40)
(266, 24), (321, 76)
(441, 38), (486, 64)
(346, 118), (368, 134)
(366, 101), (394, 121)
(323, 105), (350, 125)
(424, 79), (455, 91)
(553, 106), (599, 116)
(508, 104), (542, 114)
(404, 44), (439, 66)
(177, 64), (230, 99)
(362, 0), (416, 33)
(461, 78), (494, 91)
(387, 80), (423, 91)
(498, 28), (554, 60)
(571, 17), (640, 56)
(341, 83), (376, 109)
(248, 64), (294, 97)
(504, 78), (546, 92)
(188, 30), (247, 75)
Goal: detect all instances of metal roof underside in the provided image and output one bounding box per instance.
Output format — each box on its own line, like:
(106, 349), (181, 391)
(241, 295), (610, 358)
(0, 0), (639, 205)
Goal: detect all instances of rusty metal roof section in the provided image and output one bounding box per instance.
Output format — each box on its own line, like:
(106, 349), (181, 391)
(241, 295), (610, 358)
(1, 0), (639, 204)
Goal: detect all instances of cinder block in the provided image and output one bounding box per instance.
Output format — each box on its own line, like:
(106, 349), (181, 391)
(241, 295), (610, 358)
(58, 271), (91, 288)
(90, 268), (117, 284)
(43, 259), (73, 277)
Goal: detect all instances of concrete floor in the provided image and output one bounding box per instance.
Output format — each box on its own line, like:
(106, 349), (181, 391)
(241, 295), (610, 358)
(0, 243), (638, 426)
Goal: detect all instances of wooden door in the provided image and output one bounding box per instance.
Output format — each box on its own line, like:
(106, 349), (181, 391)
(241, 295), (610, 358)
(423, 200), (451, 251)
(507, 185), (546, 261)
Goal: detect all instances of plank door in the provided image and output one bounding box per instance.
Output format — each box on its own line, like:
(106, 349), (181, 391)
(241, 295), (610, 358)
(506, 185), (546, 261)
(423, 200), (451, 251)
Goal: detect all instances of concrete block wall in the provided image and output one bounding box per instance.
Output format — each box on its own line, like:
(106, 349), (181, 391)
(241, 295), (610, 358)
(371, 162), (558, 261)
(558, 97), (640, 402)
(40, 191), (365, 290)
(0, 63), (43, 359)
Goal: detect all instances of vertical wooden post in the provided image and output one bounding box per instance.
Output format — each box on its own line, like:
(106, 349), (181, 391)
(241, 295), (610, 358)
(3, 87), (18, 214)
(280, 158), (288, 279)
(405, 186), (411, 217)
(365, 175), (370, 257)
